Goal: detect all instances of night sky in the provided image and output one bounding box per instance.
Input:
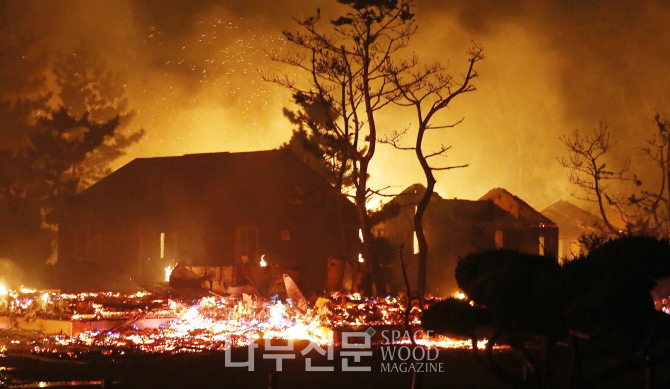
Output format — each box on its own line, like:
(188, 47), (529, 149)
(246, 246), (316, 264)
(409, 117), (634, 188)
(2, 0), (670, 210)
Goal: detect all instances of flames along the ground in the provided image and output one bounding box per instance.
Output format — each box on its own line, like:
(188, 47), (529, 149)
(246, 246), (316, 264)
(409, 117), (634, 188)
(0, 284), (491, 357)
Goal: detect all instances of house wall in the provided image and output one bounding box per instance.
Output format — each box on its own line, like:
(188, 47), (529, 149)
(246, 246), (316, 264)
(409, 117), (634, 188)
(58, 203), (350, 292)
(56, 218), (142, 291)
(499, 226), (559, 258)
(55, 151), (358, 292)
(423, 222), (496, 296)
(375, 197), (560, 297)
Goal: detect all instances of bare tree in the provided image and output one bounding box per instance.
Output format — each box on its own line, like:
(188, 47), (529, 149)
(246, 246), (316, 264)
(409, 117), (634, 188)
(559, 124), (638, 236)
(380, 46), (483, 297)
(262, 0), (415, 289)
(561, 117), (670, 240)
(631, 114), (670, 239)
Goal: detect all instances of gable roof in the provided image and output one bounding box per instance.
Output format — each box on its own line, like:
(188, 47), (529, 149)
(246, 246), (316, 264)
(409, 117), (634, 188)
(58, 149), (344, 222)
(478, 188), (556, 227)
(387, 184), (551, 227)
(541, 200), (604, 237)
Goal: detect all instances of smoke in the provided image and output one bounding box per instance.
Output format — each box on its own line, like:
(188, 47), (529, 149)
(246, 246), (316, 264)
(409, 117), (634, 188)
(1, 0), (669, 212)
(407, 0), (670, 209)
(434, 0), (670, 126)
(0, 259), (25, 288)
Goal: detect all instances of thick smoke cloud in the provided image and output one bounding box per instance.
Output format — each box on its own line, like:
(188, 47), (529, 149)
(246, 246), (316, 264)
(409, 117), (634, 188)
(437, 0), (670, 127)
(2, 0), (669, 211)
(403, 0), (670, 209)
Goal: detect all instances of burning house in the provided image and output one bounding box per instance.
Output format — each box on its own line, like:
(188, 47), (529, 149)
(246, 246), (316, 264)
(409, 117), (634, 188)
(373, 185), (559, 296)
(541, 200), (605, 261)
(53, 149), (359, 292)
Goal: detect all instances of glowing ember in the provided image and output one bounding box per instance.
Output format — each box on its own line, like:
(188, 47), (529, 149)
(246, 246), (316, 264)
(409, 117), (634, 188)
(656, 296), (670, 314)
(260, 254), (267, 267)
(165, 265), (175, 282)
(358, 253), (364, 263)
(401, 335), (488, 350)
(0, 287), (512, 357)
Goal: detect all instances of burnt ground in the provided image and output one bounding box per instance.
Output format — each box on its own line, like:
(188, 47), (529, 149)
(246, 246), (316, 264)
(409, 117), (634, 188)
(1, 343), (669, 389)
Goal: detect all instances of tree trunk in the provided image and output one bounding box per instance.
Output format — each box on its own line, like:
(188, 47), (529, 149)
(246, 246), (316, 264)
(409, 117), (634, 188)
(666, 139), (669, 239)
(592, 158), (621, 236)
(355, 183), (378, 294)
(414, 179), (433, 298)
(415, 123), (435, 299)
(335, 153), (350, 256)
(355, 30), (380, 294)
(336, 198), (348, 256)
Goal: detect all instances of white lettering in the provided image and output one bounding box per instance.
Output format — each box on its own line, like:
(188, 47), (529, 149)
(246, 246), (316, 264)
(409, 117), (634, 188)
(263, 353), (294, 371)
(380, 346), (396, 360)
(397, 346), (411, 361)
(412, 346), (426, 360)
(381, 330), (390, 343)
(400, 331), (412, 343)
(225, 339), (258, 371)
(391, 330), (401, 343)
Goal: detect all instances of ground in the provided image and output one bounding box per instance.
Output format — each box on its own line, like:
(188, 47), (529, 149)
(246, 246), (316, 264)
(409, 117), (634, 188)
(2, 344), (669, 388)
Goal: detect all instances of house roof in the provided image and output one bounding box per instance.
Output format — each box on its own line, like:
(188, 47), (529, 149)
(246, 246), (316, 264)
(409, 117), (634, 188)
(387, 184), (553, 227)
(541, 200), (604, 238)
(57, 149), (347, 223)
(478, 188), (556, 227)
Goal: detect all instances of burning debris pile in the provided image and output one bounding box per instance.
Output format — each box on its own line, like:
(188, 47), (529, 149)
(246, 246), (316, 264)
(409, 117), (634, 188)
(323, 293), (421, 327)
(0, 288), (173, 322)
(656, 296), (670, 315)
(51, 296), (332, 354)
(0, 287), (488, 358)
